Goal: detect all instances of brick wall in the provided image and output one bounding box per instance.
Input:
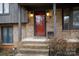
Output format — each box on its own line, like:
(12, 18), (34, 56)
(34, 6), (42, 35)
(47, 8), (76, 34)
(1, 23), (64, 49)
(50, 9), (79, 55)
(25, 11), (53, 37)
(55, 9), (79, 40)
(13, 24), (27, 47)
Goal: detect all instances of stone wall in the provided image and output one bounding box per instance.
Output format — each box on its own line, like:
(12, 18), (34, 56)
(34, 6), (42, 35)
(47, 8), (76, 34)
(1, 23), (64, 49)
(55, 9), (79, 40)
(25, 11), (53, 38)
(50, 9), (79, 55)
(26, 11), (34, 37)
(13, 24), (27, 47)
(46, 10), (54, 36)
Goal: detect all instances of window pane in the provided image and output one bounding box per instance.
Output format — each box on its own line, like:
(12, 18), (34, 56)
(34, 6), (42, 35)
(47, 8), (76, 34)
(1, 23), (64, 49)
(73, 10), (79, 29)
(0, 3), (3, 14)
(4, 3), (9, 14)
(2, 28), (8, 43)
(2, 27), (13, 43)
(8, 28), (13, 43)
(63, 8), (79, 30)
(63, 8), (70, 30)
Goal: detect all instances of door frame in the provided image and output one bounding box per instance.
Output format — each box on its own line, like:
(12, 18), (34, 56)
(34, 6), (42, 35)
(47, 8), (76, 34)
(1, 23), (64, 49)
(34, 9), (46, 36)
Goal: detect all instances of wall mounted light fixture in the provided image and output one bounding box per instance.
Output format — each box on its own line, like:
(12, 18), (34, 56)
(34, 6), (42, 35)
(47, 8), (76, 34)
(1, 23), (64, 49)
(29, 11), (34, 17)
(46, 10), (50, 16)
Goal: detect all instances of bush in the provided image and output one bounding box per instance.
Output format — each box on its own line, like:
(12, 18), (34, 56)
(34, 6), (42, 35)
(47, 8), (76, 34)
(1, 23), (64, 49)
(49, 37), (67, 56)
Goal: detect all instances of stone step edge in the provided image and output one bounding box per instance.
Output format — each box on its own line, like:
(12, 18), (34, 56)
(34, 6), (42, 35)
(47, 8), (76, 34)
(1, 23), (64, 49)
(22, 44), (49, 46)
(15, 53), (48, 56)
(19, 48), (49, 52)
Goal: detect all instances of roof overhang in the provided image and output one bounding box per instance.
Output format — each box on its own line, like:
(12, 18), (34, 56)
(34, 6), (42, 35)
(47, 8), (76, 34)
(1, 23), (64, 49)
(19, 3), (53, 10)
(19, 3), (79, 10)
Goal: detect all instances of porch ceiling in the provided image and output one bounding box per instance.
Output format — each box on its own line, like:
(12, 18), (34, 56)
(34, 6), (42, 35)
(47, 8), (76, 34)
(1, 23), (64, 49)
(19, 3), (53, 10)
(19, 3), (79, 10)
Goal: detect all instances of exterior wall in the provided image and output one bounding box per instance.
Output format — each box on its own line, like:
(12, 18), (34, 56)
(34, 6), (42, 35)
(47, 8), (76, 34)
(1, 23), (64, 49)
(13, 25), (19, 47)
(26, 11), (34, 37)
(12, 10), (54, 46)
(25, 11), (53, 38)
(0, 8), (79, 46)
(46, 10), (54, 36)
(50, 9), (79, 55)
(0, 3), (28, 24)
(55, 9), (79, 40)
(4, 10), (54, 46)
(0, 24), (27, 47)
(55, 9), (63, 37)
(13, 24), (27, 47)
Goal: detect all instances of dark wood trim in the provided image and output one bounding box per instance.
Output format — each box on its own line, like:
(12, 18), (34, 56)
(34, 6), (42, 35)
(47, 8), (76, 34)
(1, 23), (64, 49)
(45, 10), (46, 36)
(34, 9), (35, 36)
(0, 45), (15, 49)
(62, 7), (74, 31)
(62, 8), (64, 31)
(0, 23), (26, 25)
(0, 24), (13, 26)
(34, 9), (46, 37)
(69, 7), (73, 30)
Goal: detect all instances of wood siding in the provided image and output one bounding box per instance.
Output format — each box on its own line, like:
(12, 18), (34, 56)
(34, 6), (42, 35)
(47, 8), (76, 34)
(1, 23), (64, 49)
(0, 3), (28, 24)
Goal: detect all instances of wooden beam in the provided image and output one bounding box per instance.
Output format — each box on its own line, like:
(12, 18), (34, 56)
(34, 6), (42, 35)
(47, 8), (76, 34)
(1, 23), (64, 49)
(53, 3), (56, 35)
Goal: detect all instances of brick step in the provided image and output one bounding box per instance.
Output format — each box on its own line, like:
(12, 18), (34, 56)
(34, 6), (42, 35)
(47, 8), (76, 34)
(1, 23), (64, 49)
(22, 37), (48, 42)
(19, 48), (49, 54)
(21, 44), (49, 48)
(22, 43), (49, 46)
(16, 52), (48, 56)
(21, 40), (49, 48)
(18, 40), (49, 56)
(21, 41), (49, 44)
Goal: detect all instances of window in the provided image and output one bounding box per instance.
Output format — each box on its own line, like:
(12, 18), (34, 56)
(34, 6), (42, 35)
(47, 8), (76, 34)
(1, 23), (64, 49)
(63, 7), (79, 30)
(63, 8), (70, 30)
(0, 3), (9, 14)
(0, 3), (3, 14)
(73, 10), (79, 29)
(1, 27), (13, 43)
(4, 3), (9, 14)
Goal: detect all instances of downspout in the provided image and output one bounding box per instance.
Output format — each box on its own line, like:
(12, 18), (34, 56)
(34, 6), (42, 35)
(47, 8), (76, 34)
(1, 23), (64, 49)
(13, 4), (22, 55)
(18, 5), (22, 49)
(53, 3), (56, 36)
(18, 5), (22, 42)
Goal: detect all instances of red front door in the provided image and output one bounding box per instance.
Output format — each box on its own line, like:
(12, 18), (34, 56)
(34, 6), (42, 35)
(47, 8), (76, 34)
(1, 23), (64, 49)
(35, 11), (46, 36)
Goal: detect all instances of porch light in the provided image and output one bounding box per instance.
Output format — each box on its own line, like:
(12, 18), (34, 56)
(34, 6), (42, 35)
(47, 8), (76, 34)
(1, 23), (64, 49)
(29, 11), (34, 17)
(46, 10), (50, 16)
(46, 12), (50, 16)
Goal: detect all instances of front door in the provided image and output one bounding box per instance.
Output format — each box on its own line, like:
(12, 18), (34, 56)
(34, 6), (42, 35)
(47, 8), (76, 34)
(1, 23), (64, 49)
(35, 11), (46, 36)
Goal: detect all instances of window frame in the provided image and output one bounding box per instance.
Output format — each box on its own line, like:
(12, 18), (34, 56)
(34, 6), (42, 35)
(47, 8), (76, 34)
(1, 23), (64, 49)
(0, 3), (3, 14)
(62, 7), (79, 30)
(0, 3), (10, 15)
(1, 26), (13, 45)
(73, 9), (79, 29)
(3, 3), (10, 14)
